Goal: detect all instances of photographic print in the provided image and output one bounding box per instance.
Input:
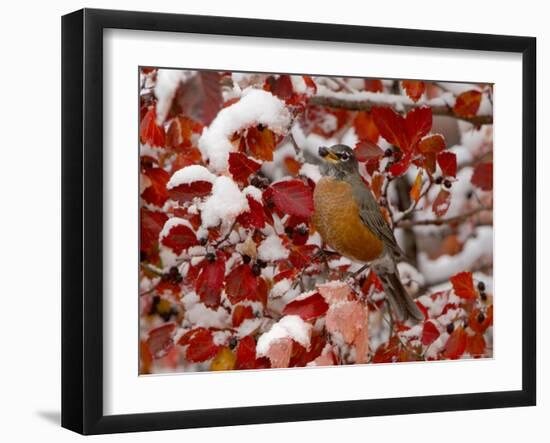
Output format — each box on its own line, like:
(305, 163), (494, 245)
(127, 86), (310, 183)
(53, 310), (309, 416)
(139, 68), (494, 374)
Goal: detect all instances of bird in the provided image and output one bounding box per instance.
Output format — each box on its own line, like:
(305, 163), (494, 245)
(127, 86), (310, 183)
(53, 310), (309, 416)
(313, 144), (424, 322)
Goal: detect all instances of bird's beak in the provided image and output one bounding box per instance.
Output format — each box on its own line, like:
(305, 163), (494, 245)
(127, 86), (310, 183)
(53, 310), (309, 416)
(318, 146), (340, 163)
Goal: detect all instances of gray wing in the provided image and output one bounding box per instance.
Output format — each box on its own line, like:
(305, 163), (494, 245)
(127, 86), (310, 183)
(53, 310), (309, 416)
(350, 177), (406, 260)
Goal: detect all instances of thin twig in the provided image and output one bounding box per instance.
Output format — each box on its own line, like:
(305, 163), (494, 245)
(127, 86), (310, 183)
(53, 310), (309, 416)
(396, 205), (492, 228)
(213, 220), (237, 248)
(394, 178), (434, 224)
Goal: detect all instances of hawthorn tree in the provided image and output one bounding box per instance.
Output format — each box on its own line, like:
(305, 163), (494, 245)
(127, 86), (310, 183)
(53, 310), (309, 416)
(139, 69), (494, 373)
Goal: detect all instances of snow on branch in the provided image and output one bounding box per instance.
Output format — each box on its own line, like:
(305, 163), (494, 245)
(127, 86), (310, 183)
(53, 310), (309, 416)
(308, 87), (493, 126)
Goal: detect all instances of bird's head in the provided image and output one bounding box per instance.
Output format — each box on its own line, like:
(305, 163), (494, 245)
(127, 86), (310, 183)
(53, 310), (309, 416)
(318, 144), (359, 178)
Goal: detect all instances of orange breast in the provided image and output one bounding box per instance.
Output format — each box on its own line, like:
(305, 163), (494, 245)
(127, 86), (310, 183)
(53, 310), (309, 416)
(313, 177), (384, 263)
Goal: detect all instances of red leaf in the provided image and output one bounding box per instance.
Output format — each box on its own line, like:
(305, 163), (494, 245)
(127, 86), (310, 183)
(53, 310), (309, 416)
(270, 180), (314, 219)
(354, 111), (379, 143)
(289, 333), (327, 367)
(170, 148), (203, 173)
(282, 293), (329, 321)
(225, 264), (259, 304)
(437, 151), (457, 177)
(354, 140), (384, 162)
(444, 326), (467, 359)
(466, 333), (486, 357)
(454, 90), (482, 118)
(140, 209), (168, 259)
(402, 80), (426, 102)
(450, 271), (477, 299)
(267, 74), (294, 101)
(364, 79), (384, 92)
(471, 162), (493, 191)
(371, 106), (407, 149)
(410, 171), (423, 202)
(288, 244), (318, 269)
(405, 107), (432, 151)
(180, 328), (219, 363)
(237, 196), (266, 229)
(161, 223), (199, 255)
(361, 270), (384, 294)
(195, 253), (226, 308)
(141, 167), (169, 207)
(235, 336), (258, 370)
(228, 152), (262, 183)
(418, 134), (446, 153)
(284, 156), (302, 175)
(232, 305), (255, 327)
(432, 189), (451, 217)
(246, 126), (277, 161)
(147, 323), (176, 358)
(469, 306), (493, 333)
(140, 106), (165, 147)
(165, 115), (203, 151)
(168, 181), (213, 204)
(421, 321), (440, 346)
(176, 72), (223, 125)
(389, 151), (413, 177)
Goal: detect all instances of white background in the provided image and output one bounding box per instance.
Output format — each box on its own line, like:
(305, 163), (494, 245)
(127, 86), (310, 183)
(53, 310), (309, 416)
(0, 0), (545, 441)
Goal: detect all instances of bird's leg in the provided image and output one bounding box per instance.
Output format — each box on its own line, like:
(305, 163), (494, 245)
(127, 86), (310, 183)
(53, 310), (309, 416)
(349, 263), (370, 280)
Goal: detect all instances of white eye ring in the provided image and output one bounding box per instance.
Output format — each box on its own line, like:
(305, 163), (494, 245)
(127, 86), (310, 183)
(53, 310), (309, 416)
(340, 152), (350, 161)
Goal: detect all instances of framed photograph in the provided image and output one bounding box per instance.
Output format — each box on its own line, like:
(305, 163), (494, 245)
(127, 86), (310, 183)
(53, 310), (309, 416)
(62, 8), (536, 435)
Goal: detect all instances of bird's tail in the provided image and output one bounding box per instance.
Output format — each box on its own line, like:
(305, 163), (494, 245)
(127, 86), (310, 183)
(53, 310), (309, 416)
(378, 271), (424, 323)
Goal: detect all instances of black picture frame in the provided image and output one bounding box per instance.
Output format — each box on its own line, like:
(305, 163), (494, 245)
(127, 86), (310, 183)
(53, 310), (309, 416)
(62, 8), (537, 435)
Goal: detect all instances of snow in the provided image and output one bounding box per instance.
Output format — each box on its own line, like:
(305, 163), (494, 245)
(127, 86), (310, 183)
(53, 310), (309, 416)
(167, 165), (216, 190)
(299, 163), (322, 183)
(200, 176), (249, 228)
(159, 217), (195, 241)
(270, 278), (292, 298)
(154, 69), (184, 124)
(185, 303), (231, 329)
(243, 185), (263, 201)
(198, 88), (291, 171)
(418, 226), (493, 284)
(256, 315), (312, 356)
(257, 234), (289, 262)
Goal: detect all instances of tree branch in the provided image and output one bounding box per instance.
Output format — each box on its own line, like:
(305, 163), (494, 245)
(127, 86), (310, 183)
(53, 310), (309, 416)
(396, 205), (492, 228)
(308, 95), (493, 126)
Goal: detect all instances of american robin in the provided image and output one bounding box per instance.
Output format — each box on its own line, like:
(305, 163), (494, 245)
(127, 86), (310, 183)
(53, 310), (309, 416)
(313, 144), (423, 322)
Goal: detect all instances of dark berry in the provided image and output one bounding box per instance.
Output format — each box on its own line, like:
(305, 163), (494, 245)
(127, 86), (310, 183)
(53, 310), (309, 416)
(206, 252), (216, 262)
(446, 323), (455, 334)
(435, 176), (443, 185)
(228, 337), (238, 349)
(242, 254), (251, 264)
(444, 179), (452, 189)
(477, 312), (485, 324)
(250, 175), (269, 189)
(477, 281), (486, 291)
(252, 263), (262, 276)
(257, 259), (267, 268)
(297, 225), (308, 236)
(480, 292), (488, 301)
(384, 148), (393, 157)
(199, 237), (208, 246)
(284, 226), (294, 236)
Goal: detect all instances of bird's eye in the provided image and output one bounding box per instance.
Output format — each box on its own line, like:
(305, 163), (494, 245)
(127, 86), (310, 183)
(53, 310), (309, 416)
(340, 152), (350, 161)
